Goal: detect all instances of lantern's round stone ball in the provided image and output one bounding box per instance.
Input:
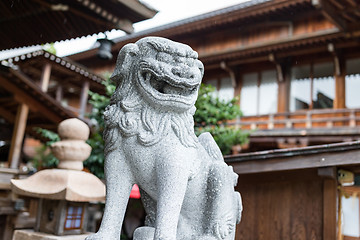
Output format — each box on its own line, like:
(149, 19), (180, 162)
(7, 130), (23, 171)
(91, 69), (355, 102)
(58, 118), (89, 141)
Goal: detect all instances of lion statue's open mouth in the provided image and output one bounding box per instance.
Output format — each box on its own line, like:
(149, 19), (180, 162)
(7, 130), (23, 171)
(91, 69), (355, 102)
(137, 60), (202, 109)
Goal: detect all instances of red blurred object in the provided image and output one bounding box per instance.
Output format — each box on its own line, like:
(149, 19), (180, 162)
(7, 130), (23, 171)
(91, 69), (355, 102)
(130, 184), (141, 199)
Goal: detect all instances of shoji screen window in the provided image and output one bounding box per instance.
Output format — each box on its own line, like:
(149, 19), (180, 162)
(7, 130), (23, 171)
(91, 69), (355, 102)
(240, 70), (278, 116)
(346, 58), (360, 109)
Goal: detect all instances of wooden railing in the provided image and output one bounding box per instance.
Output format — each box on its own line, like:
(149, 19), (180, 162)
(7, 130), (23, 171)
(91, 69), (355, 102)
(237, 108), (360, 130)
(64, 105), (80, 115)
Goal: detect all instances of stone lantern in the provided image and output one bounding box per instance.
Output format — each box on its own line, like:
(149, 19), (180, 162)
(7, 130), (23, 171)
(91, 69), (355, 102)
(11, 118), (105, 239)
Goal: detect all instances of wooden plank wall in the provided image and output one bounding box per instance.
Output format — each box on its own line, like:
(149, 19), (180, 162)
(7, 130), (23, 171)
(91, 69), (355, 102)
(235, 169), (335, 240)
(189, 14), (335, 58)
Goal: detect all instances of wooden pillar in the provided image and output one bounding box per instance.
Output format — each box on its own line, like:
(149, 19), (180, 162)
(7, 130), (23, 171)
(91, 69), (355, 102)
(277, 60), (291, 113)
(40, 63), (51, 92)
(334, 56), (345, 109)
(256, 72), (261, 115)
(8, 103), (29, 169)
(56, 85), (63, 102)
(310, 63), (314, 110)
(235, 70), (242, 106)
(234, 68), (242, 126)
(3, 215), (14, 240)
(79, 81), (90, 118)
(323, 178), (337, 240)
(220, 61), (238, 101)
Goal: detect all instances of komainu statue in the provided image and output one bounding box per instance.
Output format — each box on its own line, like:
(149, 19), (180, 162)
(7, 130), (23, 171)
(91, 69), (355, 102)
(86, 37), (242, 240)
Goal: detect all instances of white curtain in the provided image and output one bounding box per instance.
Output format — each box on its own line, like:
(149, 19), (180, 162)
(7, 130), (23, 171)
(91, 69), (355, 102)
(342, 195), (360, 237)
(218, 77), (234, 102)
(240, 73), (258, 116)
(290, 65), (311, 111)
(346, 58), (360, 109)
(259, 70), (278, 115)
(313, 62), (334, 109)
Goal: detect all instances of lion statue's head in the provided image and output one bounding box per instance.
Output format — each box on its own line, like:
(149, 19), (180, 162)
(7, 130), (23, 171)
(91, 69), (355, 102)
(110, 36), (204, 111)
(104, 37), (204, 148)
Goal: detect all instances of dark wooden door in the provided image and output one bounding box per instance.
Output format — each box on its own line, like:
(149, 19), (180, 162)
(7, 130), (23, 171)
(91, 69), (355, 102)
(235, 169), (332, 240)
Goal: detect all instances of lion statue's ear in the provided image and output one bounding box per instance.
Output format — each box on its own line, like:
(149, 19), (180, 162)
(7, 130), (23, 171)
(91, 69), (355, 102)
(110, 43), (139, 85)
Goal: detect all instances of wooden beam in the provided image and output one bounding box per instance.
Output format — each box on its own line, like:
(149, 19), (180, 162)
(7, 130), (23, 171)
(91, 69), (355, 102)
(0, 97), (14, 104)
(116, 0), (157, 18)
(79, 81), (90, 118)
(0, 105), (16, 123)
(199, 28), (341, 60)
(344, 0), (357, 8)
(329, 0), (345, 10)
(318, 166), (337, 179)
(40, 63), (51, 92)
(277, 71), (290, 113)
(269, 53), (284, 82)
(27, 124), (57, 130)
(0, 72), (63, 123)
(75, 0), (138, 33)
(230, 148), (360, 174)
(8, 103), (29, 169)
(205, 55), (269, 70)
(333, 54), (346, 109)
(115, 19), (135, 34)
(220, 61), (237, 88)
(313, 0), (348, 31)
(32, 0), (116, 30)
(323, 179), (337, 240)
(234, 69), (242, 106)
(269, 55), (291, 113)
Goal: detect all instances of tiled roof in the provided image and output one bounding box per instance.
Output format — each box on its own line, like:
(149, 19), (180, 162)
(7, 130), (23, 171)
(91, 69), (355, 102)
(111, 0), (271, 43)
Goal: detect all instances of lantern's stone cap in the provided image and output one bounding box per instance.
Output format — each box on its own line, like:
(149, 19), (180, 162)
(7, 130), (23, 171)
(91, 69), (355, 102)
(11, 169), (105, 202)
(58, 118), (89, 141)
(13, 229), (92, 239)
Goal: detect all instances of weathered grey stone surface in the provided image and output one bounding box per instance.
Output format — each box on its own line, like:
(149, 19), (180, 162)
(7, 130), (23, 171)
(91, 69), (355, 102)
(86, 37), (242, 240)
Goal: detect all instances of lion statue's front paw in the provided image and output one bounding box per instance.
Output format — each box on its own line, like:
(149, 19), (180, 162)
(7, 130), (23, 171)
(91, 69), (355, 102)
(133, 226), (155, 240)
(85, 233), (102, 240)
(85, 231), (118, 240)
(214, 218), (235, 240)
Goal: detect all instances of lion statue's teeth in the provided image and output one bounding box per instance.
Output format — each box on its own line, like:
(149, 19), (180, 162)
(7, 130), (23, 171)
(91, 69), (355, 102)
(145, 72), (152, 82)
(163, 84), (180, 95)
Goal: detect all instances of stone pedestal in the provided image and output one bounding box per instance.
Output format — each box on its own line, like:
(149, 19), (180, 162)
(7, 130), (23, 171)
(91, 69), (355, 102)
(12, 229), (91, 240)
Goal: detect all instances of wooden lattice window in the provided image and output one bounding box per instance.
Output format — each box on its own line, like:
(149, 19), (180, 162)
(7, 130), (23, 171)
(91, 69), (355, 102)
(64, 205), (84, 230)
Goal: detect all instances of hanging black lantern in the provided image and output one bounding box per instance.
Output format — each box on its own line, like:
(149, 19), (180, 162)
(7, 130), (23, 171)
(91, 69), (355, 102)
(97, 38), (114, 60)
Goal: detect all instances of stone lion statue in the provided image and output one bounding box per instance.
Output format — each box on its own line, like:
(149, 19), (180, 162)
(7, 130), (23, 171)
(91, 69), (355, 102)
(86, 37), (242, 240)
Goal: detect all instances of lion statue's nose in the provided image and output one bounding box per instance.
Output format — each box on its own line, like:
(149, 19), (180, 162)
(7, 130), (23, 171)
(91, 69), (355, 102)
(171, 67), (184, 78)
(171, 66), (201, 81)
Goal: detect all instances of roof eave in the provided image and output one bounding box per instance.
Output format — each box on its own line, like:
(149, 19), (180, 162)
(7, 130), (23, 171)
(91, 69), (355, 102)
(117, 0), (158, 20)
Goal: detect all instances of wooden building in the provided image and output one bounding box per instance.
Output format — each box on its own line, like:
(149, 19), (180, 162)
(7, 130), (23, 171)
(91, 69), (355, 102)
(0, 50), (106, 168)
(69, 0), (360, 239)
(228, 141), (360, 240)
(70, 0), (360, 151)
